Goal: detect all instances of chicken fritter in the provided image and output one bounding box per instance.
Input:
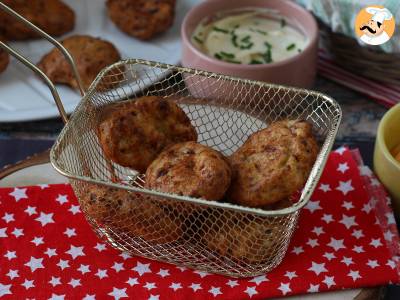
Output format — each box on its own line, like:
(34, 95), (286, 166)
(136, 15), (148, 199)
(227, 120), (319, 207)
(97, 96), (198, 173)
(37, 35), (121, 90)
(145, 141), (231, 201)
(106, 0), (176, 40)
(0, 0), (75, 40)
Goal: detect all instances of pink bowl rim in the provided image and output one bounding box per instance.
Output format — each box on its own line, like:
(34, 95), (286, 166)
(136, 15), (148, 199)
(181, 0), (318, 69)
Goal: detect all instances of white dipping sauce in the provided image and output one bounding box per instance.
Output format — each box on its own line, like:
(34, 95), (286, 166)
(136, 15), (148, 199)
(191, 9), (308, 65)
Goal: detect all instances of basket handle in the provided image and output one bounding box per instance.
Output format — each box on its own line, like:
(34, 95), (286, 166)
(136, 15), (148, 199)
(0, 2), (85, 124)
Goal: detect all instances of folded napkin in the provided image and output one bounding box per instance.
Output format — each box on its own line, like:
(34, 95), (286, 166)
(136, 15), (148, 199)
(0, 147), (399, 299)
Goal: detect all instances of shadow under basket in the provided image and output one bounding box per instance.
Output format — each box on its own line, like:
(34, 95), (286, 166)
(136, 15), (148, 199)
(50, 59), (341, 278)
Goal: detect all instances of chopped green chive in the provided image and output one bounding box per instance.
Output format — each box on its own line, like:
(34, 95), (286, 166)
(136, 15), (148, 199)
(262, 42), (273, 63)
(286, 43), (296, 51)
(193, 36), (203, 44)
(220, 51), (235, 59)
(214, 53), (223, 60)
(240, 42), (254, 50)
(213, 26), (229, 34)
(231, 34), (239, 47)
(264, 42), (272, 49)
(250, 59), (263, 64)
(250, 28), (268, 35)
(281, 18), (286, 28)
(241, 35), (251, 43)
(214, 52), (241, 64)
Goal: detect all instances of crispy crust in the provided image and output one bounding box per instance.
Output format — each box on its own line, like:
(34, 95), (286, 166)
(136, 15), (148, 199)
(106, 0), (176, 40)
(37, 35), (121, 90)
(145, 141), (231, 201)
(97, 96), (198, 173)
(227, 120), (319, 207)
(0, 0), (75, 40)
(79, 183), (183, 244)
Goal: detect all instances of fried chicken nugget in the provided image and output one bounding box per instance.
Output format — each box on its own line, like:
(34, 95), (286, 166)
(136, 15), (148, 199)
(37, 35), (121, 90)
(97, 96), (197, 173)
(79, 183), (183, 244)
(227, 120), (319, 207)
(0, 0), (75, 40)
(106, 0), (176, 40)
(145, 142), (231, 201)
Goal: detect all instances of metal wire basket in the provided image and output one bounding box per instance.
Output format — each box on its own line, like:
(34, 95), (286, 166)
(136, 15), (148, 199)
(0, 3), (341, 278)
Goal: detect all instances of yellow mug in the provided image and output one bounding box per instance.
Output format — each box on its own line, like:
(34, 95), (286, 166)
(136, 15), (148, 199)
(374, 103), (400, 216)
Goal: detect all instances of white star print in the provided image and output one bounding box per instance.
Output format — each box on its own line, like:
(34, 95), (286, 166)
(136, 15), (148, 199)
(132, 262), (151, 276)
(2, 213), (14, 223)
(148, 295), (159, 300)
(68, 278), (81, 288)
(49, 276), (61, 287)
(323, 252), (336, 261)
(24, 256), (44, 272)
(12, 228), (23, 237)
(353, 245), (365, 253)
(157, 269), (169, 278)
(24, 206), (37, 216)
(352, 229), (364, 239)
(6, 269), (19, 280)
(284, 271), (298, 280)
(108, 287), (128, 300)
(176, 266), (187, 272)
(38, 184), (49, 189)
(307, 238), (319, 248)
(35, 212), (54, 226)
(319, 183), (331, 192)
(384, 230), (395, 241)
(308, 262), (328, 275)
(291, 246), (304, 255)
(9, 188), (27, 201)
(0, 283), (11, 297)
(337, 162), (349, 173)
(56, 194), (68, 205)
(189, 283), (202, 292)
(249, 275), (268, 285)
(57, 259), (69, 270)
(386, 260), (396, 269)
(312, 226), (324, 236)
(4, 250), (16, 260)
(322, 276), (336, 288)
(119, 252), (131, 260)
(194, 270), (209, 278)
(370, 238), (382, 248)
(226, 280), (238, 288)
(359, 166), (372, 176)
(94, 243), (106, 252)
(49, 294), (65, 300)
(64, 228), (76, 238)
(278, 282), (291, 295)
(386, 213), (396, 225)
(336, 180), (354, 195)
(66, 245), (84, 259)
(0, 228), (7, 238)
(322, 214), (334, 223)
(208, 286), (222, 297)
(367, 260), (379, 269)
(339, 214), (357, 229)
(307, 284), (319, 293)
(95, 269), (108, 279)
(327, 238), (345, 251)
(371, 178), (380, 186)
(305, 200), (322, 213)
(362, 203), (372, 214)
(169, 282), (182, 291)
(78, 264), (90, 274)
(348, 270), (361, 281)
(82, 295), (96, 300)
(112, 262), (125, 272)
(21, 279), (34, 289)
(244, 286), (258, 298)
(69, 205), (81, 215)
(335, 146), (346, 155)
(341, 256), (354, 266)
(31, 236), (44, 246)
(342, 201), (354, 210)
(126, 277), (139, 286)
(144, 282), (156, 290)
(44, 248), (57, 257)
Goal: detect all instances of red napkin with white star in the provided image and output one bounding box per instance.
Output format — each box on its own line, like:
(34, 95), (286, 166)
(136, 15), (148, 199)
(0, 147), (399, 300)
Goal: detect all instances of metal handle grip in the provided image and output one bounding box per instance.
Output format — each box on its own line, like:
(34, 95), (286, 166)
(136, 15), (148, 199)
(0, 2), (86, 124)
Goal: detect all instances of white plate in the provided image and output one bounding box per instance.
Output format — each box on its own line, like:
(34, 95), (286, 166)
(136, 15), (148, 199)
(0, 0), (199, 122)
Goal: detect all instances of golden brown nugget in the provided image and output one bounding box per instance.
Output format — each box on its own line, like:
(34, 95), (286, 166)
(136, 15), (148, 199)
(228, 120), (319, 207)
(145, 142), (231, 201)
(97, 96), (197, 173)
(106, 0), (176, 40)
(79, 184), (182, 244)
(37, 35), (121, 90)
(0, 0), (75, 40)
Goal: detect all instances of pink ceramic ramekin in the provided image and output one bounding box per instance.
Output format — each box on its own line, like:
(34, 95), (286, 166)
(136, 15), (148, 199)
(181, 0), (318, 88)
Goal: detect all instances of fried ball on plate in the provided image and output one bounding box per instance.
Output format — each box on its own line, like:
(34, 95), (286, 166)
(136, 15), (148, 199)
(0, 48), (9, 74)
(79, 183), (183, 244)
(106, 0), (176, 40)
(145, 141), (231, 201)
(97, 96), (198, 173)
(0, 0), (75, 40)
(227, 120), (319, 208)
(37, 35), (121, 90)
